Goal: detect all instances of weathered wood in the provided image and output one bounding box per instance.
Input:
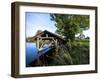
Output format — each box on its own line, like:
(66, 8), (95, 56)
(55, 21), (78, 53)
(26, 30), (66, 66)
(46, 34), (48, 37)
(55, 39), (58, 54)
(36, 38), (39, 49)
(38, 37), (55, 40)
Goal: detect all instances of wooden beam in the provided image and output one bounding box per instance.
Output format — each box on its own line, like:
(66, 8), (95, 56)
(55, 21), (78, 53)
(36, 37), (39, 50)
(46, 34), (48, 37)
(39, 40), (47, 52)
(38, 37), (55, 40)
(55, 39), (58, 54)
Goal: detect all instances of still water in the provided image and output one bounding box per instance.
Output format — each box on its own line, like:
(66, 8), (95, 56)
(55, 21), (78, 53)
(26, 42), (51, 66)
(26, 43), (38, 66)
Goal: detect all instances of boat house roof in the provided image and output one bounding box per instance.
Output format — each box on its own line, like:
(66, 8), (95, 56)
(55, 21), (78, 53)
(26, 30), (65, 42)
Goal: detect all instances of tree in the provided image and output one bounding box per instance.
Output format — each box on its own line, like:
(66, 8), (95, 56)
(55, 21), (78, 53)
(50, 14), (89, 41)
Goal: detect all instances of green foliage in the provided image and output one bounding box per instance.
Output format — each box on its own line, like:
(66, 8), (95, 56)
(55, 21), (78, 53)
(70, 45), (89, 64)
(75, 39), (89, 46)
(49, 13), (90, 65)
(46, 40), (89, 66)
(50, 14), (89, 41)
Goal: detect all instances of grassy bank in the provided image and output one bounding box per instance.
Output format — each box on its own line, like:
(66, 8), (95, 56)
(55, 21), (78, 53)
(48, 39), (90, 65)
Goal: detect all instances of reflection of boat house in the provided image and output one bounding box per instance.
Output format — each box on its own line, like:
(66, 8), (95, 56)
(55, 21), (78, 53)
(26, 30), (65, 66)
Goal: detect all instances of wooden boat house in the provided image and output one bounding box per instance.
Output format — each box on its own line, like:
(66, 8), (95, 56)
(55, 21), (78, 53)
(26, 30), (65, 66)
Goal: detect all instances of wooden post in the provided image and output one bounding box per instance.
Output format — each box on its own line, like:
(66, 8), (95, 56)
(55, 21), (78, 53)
(36, 37), (39, 50)
(46, 34), (48, 37)
(36, 37), (40, 65)
(55, 39), (58, 55)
